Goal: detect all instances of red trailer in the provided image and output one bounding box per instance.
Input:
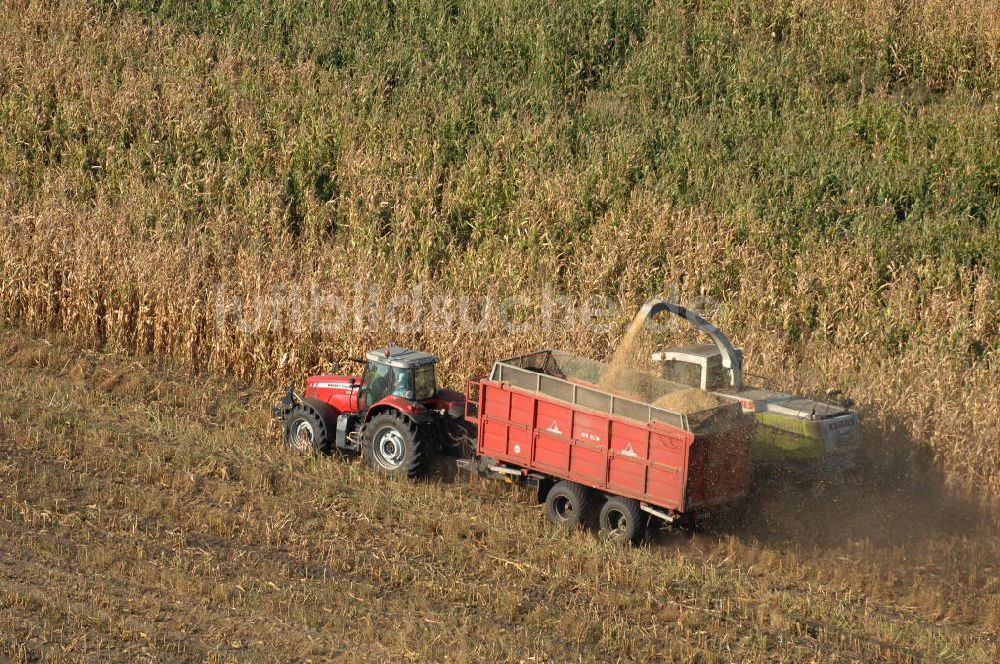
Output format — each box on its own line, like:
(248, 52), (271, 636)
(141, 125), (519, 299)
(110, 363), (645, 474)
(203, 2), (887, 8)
(461, 350), (753, 541)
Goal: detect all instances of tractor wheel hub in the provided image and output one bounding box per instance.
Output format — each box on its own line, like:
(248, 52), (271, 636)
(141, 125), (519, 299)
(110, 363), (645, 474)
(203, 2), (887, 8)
(373, 426), (406, 469)
(291, 420), (314, 452)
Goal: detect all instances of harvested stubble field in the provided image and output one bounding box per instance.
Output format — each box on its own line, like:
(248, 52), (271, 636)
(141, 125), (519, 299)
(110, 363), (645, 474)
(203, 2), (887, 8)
(0, 0), (999, 661)
(1, 330), (998, 662)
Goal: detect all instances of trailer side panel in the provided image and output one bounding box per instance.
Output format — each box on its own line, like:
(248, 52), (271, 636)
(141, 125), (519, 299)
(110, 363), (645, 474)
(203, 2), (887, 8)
(478, 379), (718, 513)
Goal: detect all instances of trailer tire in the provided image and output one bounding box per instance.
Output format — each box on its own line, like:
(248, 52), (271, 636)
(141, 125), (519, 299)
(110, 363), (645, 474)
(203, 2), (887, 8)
(544, 481), (592, 529)
(599, 496), (646, 544)
(362, 410), (424, 480)
(283, 399), (335, 455)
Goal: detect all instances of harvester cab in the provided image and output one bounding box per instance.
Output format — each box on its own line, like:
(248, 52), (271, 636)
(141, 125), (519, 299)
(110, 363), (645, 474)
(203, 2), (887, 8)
(638, 297), (863, 475)
(654, 344), (745, 392)
(273, 344), (466, 480)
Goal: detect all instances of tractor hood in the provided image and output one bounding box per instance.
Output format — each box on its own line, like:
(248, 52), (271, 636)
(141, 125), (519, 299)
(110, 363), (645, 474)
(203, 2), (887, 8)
(306, 375), (358, 390)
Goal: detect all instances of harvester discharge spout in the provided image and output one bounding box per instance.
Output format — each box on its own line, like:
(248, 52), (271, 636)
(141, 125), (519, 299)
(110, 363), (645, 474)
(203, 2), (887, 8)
(637, 297), (744, 389)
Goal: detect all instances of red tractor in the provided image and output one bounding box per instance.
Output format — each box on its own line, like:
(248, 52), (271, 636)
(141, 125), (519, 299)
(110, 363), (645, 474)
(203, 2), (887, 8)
(272, 345), (467, 478)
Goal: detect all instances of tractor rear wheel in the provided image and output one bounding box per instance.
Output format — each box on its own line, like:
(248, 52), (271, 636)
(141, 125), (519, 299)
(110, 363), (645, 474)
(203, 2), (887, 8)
(598, 496), (646, 544)
(283, 399), (335, 455)
(544, 481), (592, 529)
(362, 411), (425, 480)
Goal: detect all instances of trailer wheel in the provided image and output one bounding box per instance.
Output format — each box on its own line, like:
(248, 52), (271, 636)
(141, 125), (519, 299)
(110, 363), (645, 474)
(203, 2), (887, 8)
(599, 497), (646, 544)
(283, 400), (334, 455)
(362, 411), (424, 480)
(544, 481), (592, 529)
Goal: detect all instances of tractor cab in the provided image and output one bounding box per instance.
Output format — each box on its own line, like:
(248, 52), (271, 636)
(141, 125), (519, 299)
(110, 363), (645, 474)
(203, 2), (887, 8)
(359, 345), (438, 410)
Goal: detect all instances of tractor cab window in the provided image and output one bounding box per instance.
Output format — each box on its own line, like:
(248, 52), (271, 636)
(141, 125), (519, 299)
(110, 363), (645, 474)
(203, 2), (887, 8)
(364, 361), (437, 404)
(660, 360), (703, 389)
(362, 361), (392, 407)
(388, 365), (436, 400)
(413, 364), (436, 400)
(390, 367), (413, 398)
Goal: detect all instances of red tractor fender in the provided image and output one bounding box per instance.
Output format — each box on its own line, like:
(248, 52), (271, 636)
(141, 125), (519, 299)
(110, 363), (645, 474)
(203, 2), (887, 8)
(301, 397), (341, 435)
(364, 395), (433, 423)
(422, 388), (466, 417)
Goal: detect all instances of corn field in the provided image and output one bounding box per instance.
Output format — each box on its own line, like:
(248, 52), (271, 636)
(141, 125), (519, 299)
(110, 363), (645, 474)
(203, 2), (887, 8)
(0, 0), (997, 497)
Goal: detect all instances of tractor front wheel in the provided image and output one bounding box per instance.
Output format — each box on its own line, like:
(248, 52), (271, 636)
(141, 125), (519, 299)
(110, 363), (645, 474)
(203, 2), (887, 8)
(283, 400), (334, 455)
(362, 411), (425, 480)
